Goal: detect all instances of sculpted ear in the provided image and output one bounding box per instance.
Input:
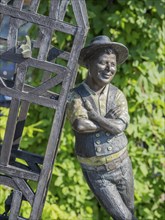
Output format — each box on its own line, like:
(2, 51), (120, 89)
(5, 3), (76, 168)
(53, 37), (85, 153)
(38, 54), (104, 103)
(84, 59), (89, 69)
(85, 56), (93, 69)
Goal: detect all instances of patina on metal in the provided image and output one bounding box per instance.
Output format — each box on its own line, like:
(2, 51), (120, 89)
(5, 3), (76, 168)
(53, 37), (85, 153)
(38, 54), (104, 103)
(67, 35), (137, 220)
(0, 0), (89, 219)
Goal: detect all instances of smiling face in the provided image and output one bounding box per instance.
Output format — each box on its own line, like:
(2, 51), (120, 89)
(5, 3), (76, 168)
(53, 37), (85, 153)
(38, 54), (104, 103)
(86, 50), (117, 91)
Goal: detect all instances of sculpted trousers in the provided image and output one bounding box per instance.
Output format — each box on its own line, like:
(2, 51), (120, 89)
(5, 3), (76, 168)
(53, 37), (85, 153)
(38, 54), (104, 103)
(82, 156), (137, 220)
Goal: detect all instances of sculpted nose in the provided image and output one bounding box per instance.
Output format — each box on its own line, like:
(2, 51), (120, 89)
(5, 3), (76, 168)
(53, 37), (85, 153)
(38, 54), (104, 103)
(110, 66), (115, 72)
(105, 63), (115, 73)
(106, 63), (111, 70)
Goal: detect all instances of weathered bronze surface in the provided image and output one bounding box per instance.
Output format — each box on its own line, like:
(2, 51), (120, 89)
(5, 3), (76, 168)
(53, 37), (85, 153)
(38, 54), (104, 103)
(67, 35), (137, 220)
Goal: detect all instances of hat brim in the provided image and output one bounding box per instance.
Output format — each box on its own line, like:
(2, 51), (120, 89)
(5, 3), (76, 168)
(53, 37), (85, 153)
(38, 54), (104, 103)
(79, 42), (129, 67)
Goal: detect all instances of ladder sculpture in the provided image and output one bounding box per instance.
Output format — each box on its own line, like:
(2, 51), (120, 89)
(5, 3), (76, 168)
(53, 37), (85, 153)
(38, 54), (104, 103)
(0, 0), (89, 219)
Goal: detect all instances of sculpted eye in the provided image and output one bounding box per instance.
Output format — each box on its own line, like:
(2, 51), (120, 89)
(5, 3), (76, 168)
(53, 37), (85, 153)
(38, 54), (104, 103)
(99, 61), (106, 65)
(111, 67), (116, 72)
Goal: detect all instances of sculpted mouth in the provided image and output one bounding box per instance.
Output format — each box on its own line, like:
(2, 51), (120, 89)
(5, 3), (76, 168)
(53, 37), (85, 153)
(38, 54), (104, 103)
(102, 72), (112, 78)
(98, 72), (113, 80)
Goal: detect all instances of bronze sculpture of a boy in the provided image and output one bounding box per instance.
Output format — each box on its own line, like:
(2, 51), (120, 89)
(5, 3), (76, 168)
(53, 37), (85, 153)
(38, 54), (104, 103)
(67, 35), (137, 220)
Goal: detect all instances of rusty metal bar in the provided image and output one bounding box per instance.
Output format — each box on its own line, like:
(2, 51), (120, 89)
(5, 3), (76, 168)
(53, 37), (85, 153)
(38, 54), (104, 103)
(0, 65), (26, 165)
(29, 0), (40, 12)
(0, 52), (68, 74)
(49, 0), (60, 19)
(12, 101), (30, 150)
(0, 0), (89, 219)
(0, 84), (58, 109)
(13, 178), (34, 205)
(9, 190), (22, 220)
(0, 164), (39, 181)
(57, 0), (70, 21)
(0, 0), (10, 5)
(71, 0), (89, 28)
(0, 176), (19, 189)
(13, 0), (24, 9)
(0, 99), (20, 165)
(0, 4), (77, 35)
(37, 27), (52, 61)
(29, 28), (88, 220)
(7, 18), (18, 50)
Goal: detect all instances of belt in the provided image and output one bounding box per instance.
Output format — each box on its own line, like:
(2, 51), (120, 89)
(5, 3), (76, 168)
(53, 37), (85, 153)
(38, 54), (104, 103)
(77, 147), (127, 167)
(80, 150), (128, 172)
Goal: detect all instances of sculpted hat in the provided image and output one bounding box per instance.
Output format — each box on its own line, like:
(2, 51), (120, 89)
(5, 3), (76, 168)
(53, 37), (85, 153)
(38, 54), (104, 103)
(79, 35), (129, 67)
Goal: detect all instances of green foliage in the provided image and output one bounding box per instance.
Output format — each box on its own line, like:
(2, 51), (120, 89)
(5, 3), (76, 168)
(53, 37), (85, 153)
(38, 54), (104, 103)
(0, 0), (164, 219)
(0, 107), (9, 140)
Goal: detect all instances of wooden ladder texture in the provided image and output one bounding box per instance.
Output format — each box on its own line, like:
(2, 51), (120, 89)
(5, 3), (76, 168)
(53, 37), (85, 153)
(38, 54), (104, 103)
(0, 0), (89, 219)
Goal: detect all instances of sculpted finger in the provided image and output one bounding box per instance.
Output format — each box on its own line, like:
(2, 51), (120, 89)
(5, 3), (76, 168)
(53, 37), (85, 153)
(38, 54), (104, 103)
(84, 100), (93, 111)
(111, 107), (121, 115)
(114, 109), (122, 116)
(20, 35), (32, 58)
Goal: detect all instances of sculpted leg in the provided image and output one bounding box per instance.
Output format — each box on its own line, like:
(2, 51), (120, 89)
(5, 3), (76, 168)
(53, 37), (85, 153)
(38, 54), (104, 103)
(82, 169), (133, 220)
(118, 157), (135, 213)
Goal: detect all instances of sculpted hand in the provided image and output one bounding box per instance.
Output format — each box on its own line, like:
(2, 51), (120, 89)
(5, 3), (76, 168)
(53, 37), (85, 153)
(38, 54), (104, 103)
(84, 100), (93, 111)
(84, 100), (99, 120)
(20, 35), (32, 58)
(105, 106), (122, 119)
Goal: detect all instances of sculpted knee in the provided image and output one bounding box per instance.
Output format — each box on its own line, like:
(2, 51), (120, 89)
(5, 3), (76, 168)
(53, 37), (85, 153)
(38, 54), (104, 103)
(119, 211), (132, 220)
(125, 212), (133, 220)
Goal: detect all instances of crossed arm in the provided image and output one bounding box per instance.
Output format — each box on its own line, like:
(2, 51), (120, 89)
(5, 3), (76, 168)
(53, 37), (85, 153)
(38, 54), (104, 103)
(73, 100), (126, 135)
